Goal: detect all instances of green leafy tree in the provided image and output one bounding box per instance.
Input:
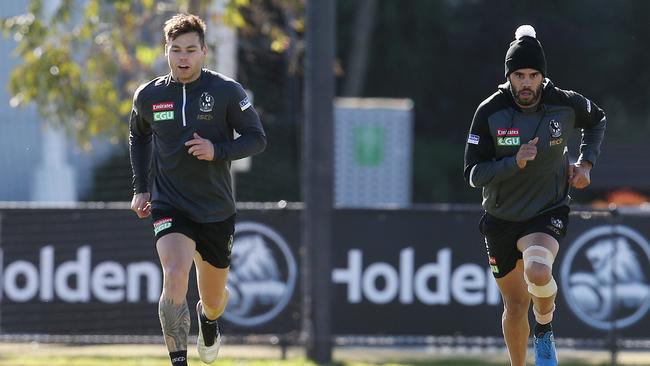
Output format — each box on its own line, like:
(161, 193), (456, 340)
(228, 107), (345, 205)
(0, 0), (240, 149)
(3, 0), (305, 201)
(2, 0), (303, 147)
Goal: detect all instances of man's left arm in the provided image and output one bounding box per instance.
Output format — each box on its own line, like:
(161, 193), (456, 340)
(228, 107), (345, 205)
(214, 83), (267, 161)
(569, 91), (607, 188)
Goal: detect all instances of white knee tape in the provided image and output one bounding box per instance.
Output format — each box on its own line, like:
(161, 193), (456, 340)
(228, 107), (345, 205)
(534, 304), (556, 324)
(523, 245), (555, 267)
(523, 245), (557, 298)
(527, 277), (557, 298)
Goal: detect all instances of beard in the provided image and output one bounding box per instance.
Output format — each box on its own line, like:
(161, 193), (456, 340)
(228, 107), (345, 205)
(511, 83), (542, 107)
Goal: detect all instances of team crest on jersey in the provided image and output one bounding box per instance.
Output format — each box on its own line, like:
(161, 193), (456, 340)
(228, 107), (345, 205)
(200, 92), (214, 112)
(549, 120), (562, 138)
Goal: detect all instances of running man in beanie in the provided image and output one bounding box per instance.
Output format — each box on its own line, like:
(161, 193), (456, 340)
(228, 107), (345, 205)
(463, 25), (607, 366)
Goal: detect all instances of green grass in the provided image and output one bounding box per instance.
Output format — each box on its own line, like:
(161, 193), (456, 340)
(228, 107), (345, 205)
(0, 355), (610, 366)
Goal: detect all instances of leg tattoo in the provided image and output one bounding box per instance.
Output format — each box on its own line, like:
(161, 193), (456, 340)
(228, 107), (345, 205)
(159, 297), (190, 352)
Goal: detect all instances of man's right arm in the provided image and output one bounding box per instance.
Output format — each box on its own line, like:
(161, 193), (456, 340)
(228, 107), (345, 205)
(463, 104), (520, 188)
(128, 87), (153, 200)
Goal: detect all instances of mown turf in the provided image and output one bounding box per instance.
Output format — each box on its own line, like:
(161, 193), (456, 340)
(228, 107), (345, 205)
(0, 355), (609, 366)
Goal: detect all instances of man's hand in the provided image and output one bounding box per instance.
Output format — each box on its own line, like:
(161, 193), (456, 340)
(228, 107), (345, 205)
(131, 192), (151, 218)
(569, 160), (592, 189)
(516, 137), (539, 169)
(185, 132), (215, 161)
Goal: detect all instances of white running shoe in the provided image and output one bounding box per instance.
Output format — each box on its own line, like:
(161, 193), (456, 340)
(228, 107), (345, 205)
(196, 301), (221, 364)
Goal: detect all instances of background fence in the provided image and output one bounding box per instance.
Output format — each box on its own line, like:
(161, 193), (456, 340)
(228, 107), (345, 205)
(1, 202), (649, 359)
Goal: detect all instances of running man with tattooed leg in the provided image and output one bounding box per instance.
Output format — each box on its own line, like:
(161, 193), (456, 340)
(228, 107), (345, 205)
(129, 14), (266, 366)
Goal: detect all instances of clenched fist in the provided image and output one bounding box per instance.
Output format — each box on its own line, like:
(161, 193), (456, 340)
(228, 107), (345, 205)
(131, 192), (151, 218)
(569, 160), (592, 189)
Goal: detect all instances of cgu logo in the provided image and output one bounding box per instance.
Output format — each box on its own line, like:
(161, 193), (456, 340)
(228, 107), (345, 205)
(0, 246), (160, 303)
(332, 247), (501, 305)
(153, 111), (174, 122)
(497, 136), (520, 146)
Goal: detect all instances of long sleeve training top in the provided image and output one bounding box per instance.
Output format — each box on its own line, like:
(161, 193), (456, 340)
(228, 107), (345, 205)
(130, 69), (267, 222)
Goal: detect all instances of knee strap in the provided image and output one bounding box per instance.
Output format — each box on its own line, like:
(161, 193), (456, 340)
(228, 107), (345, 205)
(523, 245), (555, 267)
(527, 277), (557, 298)
(534, 303), (556, 324)
(523, 245), (557, 298)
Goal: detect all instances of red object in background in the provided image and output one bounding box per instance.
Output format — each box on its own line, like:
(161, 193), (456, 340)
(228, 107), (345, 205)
(608, 188), (649, 205)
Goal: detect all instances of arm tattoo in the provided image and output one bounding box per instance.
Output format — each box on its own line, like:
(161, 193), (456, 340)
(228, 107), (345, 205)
(159, 297), (190, 352)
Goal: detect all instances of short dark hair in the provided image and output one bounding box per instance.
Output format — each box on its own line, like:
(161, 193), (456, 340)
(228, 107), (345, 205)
(164, 14), (207, 46)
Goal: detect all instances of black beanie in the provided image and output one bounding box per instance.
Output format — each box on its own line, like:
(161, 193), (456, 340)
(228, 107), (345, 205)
(504, 25), (547, 78)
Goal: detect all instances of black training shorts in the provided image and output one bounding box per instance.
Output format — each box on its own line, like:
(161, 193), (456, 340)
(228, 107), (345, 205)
(151, 208), (235, 269)
(479, 205), (569, 278)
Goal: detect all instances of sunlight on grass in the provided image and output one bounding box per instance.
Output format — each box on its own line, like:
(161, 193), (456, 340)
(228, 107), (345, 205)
(0, 355), (607, 366)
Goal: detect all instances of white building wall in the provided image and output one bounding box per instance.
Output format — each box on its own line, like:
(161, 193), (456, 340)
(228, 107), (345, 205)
(0, 0), (116, 202)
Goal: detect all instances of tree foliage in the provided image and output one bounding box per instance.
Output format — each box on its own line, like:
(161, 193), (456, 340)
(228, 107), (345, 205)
(2, 1), (178, 148)
(2, 0), (303, 150)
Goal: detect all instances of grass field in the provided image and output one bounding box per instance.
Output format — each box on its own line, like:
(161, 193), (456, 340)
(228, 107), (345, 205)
(0, 357), (624, 366)
(0, 358), (625, 366)
(0, 343), (649, 366)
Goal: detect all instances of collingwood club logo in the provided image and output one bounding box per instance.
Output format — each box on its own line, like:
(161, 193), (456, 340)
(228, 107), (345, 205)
(560, 226), (650, 330)
(223, 222), (296, 327)
(551, 217), (563, 229)
(199, 92), (214, 112)
(549, 119), (562, 138)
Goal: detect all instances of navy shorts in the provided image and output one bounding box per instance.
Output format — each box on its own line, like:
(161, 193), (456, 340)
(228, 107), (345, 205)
(151, 208), (235, 269)
(479, 205), (569, 278)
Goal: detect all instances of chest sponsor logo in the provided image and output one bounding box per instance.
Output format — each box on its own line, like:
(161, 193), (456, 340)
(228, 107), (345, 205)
(467, 134), (480, 145)
(152, 102), (174, 111)
(550, 138), (563, 147)
(496, 128), (520, 146)
(153, 111), (175, 122)
(497, 136), (520, 146)
(496, 128), (519, 137)
(197, 114), (213, 121)
(549, 120), (562, 138)
(200, 92), (214, 112)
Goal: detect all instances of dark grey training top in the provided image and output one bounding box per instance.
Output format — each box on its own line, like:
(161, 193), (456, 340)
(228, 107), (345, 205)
(463, 79), (607, 221)
(129, 69), (267, 222)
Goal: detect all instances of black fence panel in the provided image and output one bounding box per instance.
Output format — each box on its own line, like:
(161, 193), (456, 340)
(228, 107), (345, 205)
(1, 205), (649, 347)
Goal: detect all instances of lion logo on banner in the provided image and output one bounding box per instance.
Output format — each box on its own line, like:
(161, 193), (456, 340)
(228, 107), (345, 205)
(224, 222), (296, 327)
(561, 226), (650, 330)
